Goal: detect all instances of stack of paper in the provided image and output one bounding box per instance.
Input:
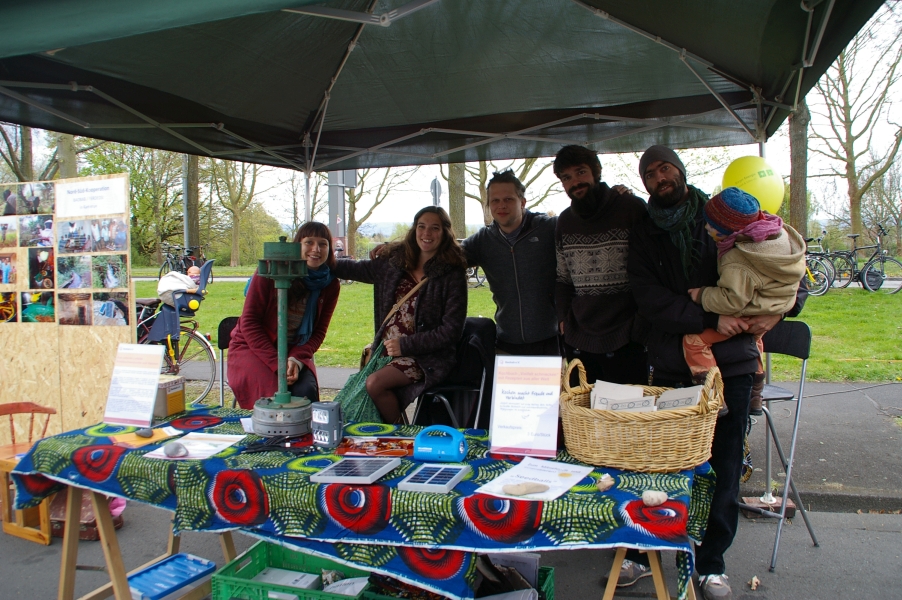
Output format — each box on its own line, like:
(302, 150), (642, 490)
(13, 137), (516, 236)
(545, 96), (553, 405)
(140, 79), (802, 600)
(591, 381), (655, 412)
(252, 567), (320, 590)
(655, 385), (704, 410)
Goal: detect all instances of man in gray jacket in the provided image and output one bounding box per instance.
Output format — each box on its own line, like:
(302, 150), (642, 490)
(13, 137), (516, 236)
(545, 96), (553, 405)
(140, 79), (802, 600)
(460, 169), (560, 355)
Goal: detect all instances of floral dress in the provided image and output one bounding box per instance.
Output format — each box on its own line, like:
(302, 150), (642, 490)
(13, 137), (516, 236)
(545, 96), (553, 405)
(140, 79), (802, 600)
(381, 272), (425, 382)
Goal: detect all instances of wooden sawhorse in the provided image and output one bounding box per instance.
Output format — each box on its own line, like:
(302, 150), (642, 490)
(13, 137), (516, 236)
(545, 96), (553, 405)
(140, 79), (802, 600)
(603, 547), (697, 600)
(57, 486), (236, 600)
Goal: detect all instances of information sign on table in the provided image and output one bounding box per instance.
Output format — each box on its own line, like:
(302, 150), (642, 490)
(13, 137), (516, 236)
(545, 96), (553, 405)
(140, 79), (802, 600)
(103, 343), (164, 427)
(489, 355), (562, 457)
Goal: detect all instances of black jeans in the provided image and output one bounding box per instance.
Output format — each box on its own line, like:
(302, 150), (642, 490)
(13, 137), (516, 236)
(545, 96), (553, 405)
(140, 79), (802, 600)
(564, 341), (648, 386)
(624, 372), (753, 574)
(288, 365), (320, 402)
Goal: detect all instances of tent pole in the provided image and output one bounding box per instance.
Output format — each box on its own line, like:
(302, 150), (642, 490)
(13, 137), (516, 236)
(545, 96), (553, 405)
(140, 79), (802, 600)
(304, 171), (312, 223)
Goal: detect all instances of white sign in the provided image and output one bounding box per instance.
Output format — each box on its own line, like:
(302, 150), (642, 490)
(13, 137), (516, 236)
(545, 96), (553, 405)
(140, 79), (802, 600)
(475, 457), (593, 501)
(103, 344), (164, 427)
(489, 355), (562, 458)
(56, 176), (127, 218)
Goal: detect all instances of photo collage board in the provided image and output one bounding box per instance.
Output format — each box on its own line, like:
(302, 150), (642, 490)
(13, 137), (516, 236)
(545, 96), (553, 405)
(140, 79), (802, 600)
(0, 175), (130, 326)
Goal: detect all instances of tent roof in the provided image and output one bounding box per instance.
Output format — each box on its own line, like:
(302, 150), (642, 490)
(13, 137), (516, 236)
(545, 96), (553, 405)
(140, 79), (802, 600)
(0, 0), (883, 171)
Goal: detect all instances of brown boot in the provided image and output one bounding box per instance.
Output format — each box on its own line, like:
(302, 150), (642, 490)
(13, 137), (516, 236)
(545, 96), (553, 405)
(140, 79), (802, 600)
(749, 373), (765, 416)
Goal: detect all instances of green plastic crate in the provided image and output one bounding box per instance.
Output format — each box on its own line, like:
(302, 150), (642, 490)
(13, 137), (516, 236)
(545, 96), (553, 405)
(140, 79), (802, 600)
(361, 565), (554, 600)
(212, 541), (371, 600)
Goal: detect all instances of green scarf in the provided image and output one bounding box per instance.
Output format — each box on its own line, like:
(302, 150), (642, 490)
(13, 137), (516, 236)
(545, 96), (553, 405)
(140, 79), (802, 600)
(647, 185), (709, 278)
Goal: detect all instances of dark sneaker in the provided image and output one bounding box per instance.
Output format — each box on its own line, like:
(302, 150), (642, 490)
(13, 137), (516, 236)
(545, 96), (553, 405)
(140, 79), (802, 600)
(608, 559), (651, 588)
(699, 574), (733, 600)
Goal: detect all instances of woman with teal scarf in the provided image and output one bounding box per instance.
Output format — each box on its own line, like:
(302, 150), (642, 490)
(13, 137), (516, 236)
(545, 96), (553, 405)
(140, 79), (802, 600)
(228, 222), (340, 409)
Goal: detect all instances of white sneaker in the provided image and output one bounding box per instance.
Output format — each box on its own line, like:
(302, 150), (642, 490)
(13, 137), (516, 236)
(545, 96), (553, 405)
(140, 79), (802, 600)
(699, 574), (732, 600)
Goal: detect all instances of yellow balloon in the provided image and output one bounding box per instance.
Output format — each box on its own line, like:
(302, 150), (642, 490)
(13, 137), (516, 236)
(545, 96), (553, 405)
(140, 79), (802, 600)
(721, 156), (784, 214)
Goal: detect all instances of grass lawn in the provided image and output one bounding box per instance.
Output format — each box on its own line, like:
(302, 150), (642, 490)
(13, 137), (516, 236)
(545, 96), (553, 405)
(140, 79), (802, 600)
(135, 281), (901, 382)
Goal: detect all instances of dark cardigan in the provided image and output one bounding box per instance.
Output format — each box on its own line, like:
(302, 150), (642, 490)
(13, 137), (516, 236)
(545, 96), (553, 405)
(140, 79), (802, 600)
(334, 247), (468, 408)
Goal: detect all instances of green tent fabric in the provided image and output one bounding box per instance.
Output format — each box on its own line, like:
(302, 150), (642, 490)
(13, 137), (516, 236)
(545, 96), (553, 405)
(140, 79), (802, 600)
(0, 0), (884, 170)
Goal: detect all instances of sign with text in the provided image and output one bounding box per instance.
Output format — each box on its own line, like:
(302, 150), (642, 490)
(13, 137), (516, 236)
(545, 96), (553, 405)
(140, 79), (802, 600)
(489, 355), (562, 458)
(56, 175), (127, 218)
(103, 343), (164, 427)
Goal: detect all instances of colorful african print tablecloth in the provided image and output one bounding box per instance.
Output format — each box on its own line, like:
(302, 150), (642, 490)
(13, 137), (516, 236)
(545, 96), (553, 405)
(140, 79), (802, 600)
(12, 407), (714, 599)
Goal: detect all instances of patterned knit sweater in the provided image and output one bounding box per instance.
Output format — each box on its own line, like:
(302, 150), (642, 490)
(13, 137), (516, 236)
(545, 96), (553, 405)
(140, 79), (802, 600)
(555, 182), (647, 353)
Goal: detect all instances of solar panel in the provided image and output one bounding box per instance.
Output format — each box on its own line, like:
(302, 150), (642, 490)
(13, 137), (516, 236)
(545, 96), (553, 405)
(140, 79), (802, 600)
(309, 457), (402, 484)
(397, 464), (470, 494)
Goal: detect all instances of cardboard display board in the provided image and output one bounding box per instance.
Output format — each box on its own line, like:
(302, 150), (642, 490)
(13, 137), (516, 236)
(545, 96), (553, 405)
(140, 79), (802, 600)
(0, 174), (134, 444)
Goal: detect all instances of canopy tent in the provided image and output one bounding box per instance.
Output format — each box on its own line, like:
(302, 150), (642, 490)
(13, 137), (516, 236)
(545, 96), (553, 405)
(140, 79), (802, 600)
(0, 0), (883, 173)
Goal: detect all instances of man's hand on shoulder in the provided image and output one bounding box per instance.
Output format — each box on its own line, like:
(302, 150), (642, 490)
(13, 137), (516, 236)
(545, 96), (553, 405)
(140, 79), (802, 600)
(742, 314), (781, 336)
(611, 184), (632, 196)
(716, 315), (749, 337)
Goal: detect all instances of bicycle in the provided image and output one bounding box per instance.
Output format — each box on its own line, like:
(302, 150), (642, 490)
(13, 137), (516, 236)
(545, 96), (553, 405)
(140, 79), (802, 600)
(803, 255), (831, 297)
(466, 266), (485, 288)
(804, 231), (835, 286)
(138, 259), (217, 404)
(182, 245), (213, 284)
(158, 242), (183, 279)
(828, 224), (902, 294)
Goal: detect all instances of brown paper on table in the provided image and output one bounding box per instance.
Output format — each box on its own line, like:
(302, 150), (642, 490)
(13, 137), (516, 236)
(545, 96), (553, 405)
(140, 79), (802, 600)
(109, 429), (172, 448)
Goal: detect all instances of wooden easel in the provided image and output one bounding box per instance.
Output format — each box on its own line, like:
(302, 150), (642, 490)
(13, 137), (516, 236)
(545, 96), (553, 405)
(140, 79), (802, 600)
(602, 547), (697, 600)
(57, 486), (236, 600)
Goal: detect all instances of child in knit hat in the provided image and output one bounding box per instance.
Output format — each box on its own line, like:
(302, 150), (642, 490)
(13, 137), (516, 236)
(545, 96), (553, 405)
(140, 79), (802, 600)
(685, 187), (806, 409)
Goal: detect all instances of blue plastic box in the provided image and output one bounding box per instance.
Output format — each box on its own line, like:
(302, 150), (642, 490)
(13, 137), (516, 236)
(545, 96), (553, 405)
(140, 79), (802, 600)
(128, 553), (216, 600)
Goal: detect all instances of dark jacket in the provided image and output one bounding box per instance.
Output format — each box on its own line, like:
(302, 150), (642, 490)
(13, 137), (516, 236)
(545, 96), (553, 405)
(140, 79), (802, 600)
(460, 211), (558, 344)
(335, 247), (467, 408)
(628, 194), (760, 382)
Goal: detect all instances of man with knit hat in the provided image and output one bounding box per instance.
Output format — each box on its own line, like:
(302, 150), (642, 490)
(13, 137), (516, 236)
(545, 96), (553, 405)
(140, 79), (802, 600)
(626, 146), (805, 600)
(552, 145), (648, 386)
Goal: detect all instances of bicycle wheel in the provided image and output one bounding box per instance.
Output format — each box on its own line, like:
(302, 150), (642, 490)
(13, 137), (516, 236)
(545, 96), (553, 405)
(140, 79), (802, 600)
(804, 257), (830, 297)
(466, 266), (485, 289)
(811, 253), (835, 283)
(861, 256), (902, 294)
(158, 260), (173, 280)
(161, 328), (216, 404)
(830, 253), (854, 288)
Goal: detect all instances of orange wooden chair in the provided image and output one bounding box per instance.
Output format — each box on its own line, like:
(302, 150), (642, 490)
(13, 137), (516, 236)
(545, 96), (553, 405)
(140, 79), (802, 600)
(0, 401), (57, 545)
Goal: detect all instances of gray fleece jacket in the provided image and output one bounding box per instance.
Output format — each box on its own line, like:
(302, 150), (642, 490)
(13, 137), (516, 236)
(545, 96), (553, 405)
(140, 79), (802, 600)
(460, 211), (558, 345)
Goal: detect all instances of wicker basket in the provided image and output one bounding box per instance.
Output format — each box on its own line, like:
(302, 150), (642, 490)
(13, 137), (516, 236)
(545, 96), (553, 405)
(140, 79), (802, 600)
(560, 360), (723, 472)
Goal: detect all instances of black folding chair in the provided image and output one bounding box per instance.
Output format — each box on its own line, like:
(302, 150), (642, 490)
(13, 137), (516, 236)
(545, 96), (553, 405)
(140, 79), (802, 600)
(739, 320), (819, 571)
(217, 316), (240, 407)
(411, 317), (495, 429)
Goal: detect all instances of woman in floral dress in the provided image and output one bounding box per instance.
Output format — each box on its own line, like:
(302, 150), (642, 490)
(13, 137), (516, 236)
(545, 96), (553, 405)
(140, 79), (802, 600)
(335, 207), (468, 423)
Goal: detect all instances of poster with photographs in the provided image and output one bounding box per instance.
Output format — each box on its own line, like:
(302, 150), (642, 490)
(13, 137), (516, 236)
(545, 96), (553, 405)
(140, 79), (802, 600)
(0, 174), (131, 327)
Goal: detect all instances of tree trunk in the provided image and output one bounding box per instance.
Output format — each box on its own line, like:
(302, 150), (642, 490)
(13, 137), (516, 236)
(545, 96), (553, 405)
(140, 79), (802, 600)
(789, 99), (810, 238)
(57, 134), (78, 178)
(231, 211), (241, 266)
(346, 189), (358, 259)
(19, 126), (33, 181)
(183, 154), (200, 248)
(448, 163), (466, 238)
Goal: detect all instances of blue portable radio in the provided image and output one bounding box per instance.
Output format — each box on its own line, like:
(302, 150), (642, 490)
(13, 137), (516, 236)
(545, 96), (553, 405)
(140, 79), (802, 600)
(413, 425), (468, 462)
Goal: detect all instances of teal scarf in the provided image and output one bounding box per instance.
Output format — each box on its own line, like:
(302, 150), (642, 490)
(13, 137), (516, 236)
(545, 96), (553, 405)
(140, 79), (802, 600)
(647, 185), (708, 278)
(296, 265), (334, 345)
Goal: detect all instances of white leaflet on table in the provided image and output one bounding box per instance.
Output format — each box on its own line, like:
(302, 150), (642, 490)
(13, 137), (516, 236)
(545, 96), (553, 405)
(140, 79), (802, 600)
(475, 457), (593, 501)
(143, 432), (246, 460)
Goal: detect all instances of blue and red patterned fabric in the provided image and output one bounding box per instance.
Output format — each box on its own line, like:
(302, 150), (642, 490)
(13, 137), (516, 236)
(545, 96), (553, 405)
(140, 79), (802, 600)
(13, 407), (713, 600)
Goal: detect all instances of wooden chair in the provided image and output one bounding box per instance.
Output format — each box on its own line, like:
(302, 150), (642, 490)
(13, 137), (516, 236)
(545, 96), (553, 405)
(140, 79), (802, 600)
(0, 401), (57, 545)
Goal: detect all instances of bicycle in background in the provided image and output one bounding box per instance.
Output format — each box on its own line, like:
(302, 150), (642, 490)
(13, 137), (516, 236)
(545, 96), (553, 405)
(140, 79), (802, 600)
(138, 259), (217, 404)
(828, 224), (902, 294)
(159, 242), (213, 283)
